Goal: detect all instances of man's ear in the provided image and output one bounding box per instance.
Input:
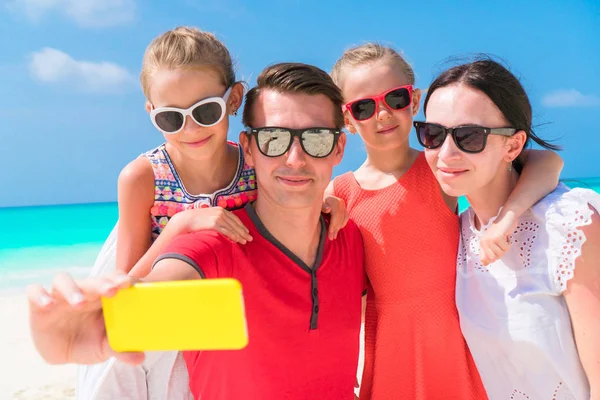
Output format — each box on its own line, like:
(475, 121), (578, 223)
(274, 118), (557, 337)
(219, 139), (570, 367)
(344, 111), (358, 134)
(333, 131), (346, 166)
(239, 131), (255, 167)
(505, 130), (527, 163)
(411, 88), (422, 116)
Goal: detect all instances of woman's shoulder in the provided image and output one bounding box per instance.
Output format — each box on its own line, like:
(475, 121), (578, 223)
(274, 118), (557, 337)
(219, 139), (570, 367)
(532, 183), (600, 293)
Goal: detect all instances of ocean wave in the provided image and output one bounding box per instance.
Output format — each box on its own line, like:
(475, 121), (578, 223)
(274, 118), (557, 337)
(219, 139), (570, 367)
(0, 265), (93, 295)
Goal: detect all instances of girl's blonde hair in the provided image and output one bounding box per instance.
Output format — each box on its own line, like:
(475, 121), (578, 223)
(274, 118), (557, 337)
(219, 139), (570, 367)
(331, 43), (415, 90)
(140, 26), (236, 100)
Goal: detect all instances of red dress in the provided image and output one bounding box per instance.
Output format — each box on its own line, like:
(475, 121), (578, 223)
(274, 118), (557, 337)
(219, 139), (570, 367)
(334, 153), (487, 400)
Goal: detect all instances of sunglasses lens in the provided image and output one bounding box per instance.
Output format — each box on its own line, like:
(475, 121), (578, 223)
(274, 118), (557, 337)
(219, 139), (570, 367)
(455, 127), (486, 153)
(302, 129), (336, 157)
(192, 102), (224, 126)
(350, 99), (376, 121)
(384, 88), (411, 110)
(154, 111), (185, 133)
(417, 124), (445, 148)
(256, 129), (292, 156)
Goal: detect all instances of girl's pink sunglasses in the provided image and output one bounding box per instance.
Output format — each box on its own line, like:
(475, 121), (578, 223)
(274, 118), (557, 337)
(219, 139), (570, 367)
(344, 85), (413, 121)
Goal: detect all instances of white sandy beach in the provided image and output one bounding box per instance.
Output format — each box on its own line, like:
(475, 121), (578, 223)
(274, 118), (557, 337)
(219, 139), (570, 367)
(0, 293), (76, 399)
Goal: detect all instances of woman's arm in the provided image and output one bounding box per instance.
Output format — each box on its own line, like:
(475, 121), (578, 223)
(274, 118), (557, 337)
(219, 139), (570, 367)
(564, 211), (600, 398)
(115, 158), (156, 273)
(480, 149), (563, 264)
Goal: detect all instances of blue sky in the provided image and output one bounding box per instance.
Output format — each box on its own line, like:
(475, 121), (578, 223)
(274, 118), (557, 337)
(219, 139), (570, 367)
(1, 0), (599, 207)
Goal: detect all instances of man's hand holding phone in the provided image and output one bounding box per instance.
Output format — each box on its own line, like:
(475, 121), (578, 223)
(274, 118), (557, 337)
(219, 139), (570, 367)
(27, 272), (248, 366)
(27, 272), (144, 366)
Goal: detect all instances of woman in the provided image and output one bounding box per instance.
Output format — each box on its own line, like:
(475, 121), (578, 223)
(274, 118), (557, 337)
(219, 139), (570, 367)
(417, 58), (600, 399)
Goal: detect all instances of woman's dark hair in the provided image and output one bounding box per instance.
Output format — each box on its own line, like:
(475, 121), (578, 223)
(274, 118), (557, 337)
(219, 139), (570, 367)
(423, 57), (560, 173)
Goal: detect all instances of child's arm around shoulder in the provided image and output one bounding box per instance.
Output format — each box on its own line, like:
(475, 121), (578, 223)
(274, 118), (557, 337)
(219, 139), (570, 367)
(480, 149), (564, 265)
(505, 149), (564, 215)
(148, 230), (233, 282)
(128, 206), (252, 278)
(116, 157), (155, 273)
(563, 208), (600, 397)
(323, 179), (349, 240)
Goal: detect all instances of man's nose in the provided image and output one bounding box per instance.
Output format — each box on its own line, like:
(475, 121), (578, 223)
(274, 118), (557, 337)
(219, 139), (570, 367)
(285, 137), (307, 168)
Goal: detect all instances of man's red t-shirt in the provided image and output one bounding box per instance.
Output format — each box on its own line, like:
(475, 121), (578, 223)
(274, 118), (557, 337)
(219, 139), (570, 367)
(155, 204), (365, 400)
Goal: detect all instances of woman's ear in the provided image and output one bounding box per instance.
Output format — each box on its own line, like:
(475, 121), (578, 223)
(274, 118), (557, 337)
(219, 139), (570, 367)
(239, 131), (254, 167)
(411, 88), (422, 116)
(505, 130), (527, 162)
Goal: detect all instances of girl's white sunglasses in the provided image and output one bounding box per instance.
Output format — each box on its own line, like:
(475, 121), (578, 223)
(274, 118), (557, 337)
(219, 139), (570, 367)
(150, 87), (232, 135)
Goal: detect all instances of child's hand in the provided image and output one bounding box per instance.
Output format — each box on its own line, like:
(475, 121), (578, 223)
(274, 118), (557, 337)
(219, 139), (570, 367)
(479, 212), (517, 265)
(322, 195), (349, 240)
(173, 207), (253, 244)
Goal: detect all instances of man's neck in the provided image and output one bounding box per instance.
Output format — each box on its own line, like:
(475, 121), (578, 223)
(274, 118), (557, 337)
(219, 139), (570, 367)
(253, 197), (324, 268)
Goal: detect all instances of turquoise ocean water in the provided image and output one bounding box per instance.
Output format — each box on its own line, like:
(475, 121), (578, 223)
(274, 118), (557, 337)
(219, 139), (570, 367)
(0, 203), (118, 292)
(1, 178), (598, 293)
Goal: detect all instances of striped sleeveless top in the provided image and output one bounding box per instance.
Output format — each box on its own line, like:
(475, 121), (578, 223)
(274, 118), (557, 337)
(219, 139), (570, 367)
(142, 142), (257, 239)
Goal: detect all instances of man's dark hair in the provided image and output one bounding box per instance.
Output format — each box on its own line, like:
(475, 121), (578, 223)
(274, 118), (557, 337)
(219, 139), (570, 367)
(242, 62), (344, 129)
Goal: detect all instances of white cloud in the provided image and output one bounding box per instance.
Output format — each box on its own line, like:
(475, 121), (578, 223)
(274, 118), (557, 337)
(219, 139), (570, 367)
(29, 48), (135, 93)
(542, 89), (600, 108)
(9, 0), (135, 28)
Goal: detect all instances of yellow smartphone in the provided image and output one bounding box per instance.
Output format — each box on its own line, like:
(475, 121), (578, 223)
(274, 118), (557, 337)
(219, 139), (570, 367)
(102, 278), (248, 352)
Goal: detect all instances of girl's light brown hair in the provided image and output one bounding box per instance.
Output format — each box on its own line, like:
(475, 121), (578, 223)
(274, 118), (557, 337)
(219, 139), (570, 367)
(140, 26), (236, 100)
(331, 43), (415, 91)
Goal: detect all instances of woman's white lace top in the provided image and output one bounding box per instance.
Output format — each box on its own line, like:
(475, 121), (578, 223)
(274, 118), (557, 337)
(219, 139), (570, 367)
(457, 183), (598, 400)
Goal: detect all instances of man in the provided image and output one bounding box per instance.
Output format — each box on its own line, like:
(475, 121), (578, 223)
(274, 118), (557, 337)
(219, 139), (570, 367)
(28, 62), (365, 400)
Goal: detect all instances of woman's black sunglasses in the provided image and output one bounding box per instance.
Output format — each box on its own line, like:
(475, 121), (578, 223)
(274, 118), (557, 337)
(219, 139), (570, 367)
(414, 121), (517, 154)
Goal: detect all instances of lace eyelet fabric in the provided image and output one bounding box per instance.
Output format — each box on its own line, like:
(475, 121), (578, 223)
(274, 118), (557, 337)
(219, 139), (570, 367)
(509, 382), (574, 400)
(455, 183), (599, 399)
(509, 221), (540, 269)
(550, 208), (591, 293)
